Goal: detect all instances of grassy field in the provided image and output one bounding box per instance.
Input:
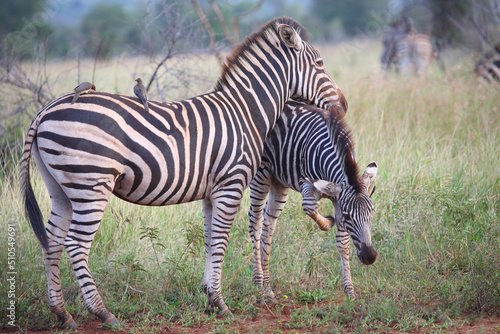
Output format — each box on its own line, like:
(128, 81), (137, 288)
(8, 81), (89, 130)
(0, 41), (499, 333)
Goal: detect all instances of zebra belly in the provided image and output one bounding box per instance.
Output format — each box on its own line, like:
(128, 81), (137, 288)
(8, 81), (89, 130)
(112, 169), (209, 206)
(268, 160), (301, 193)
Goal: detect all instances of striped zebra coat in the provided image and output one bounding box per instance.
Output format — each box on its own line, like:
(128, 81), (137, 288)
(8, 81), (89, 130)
(21, 17), (347, 328)
(248, 101), (377, 300)
(381, 16), (434, 76)
(474, 44), (500, 85)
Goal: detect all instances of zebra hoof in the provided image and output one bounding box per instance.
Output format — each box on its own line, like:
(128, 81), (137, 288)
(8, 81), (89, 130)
(256, 296), (276, 305)
(347, 293), (358, 300)
(206, 304), (233, 316)
(59, 317), (78, 329)
(218, 307), (233, 317)
(206, 301), (232, 316)
(103, 315), (120, 327)
(264, 288), (276, 301)
(326, 215), (336, 229)
(266, 296), (277, 303)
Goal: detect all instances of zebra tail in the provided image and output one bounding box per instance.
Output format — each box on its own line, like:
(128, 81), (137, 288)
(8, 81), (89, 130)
(20, 116), (49, 251)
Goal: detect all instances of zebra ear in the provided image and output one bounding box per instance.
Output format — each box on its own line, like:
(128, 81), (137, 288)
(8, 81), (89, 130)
(361, 161), (377, 194)
(307, 178), (342, 200)
(278, 24), (302, 50)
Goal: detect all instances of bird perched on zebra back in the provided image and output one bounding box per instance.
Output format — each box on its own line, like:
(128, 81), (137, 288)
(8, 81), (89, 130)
(134, 78), (149, 112)
(71, 82), (96, 104)
(381, 16), (434, 76)
(474, 44), (500, 86)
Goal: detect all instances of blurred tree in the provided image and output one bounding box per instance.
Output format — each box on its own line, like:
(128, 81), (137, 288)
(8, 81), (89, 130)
(0, 0), (46, 39)
(428, 0), (467, 45)
(426, 0), (499, 50)
(416, 0), (470, 46)
(310, 0), (388, 37)
(80, 3), (140, 59)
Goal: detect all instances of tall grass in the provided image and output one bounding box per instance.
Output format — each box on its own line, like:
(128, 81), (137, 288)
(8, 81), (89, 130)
(0, 41), (499, 332)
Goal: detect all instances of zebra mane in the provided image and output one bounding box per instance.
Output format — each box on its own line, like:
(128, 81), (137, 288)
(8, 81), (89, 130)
(324, 113), (363, 194)
(214, 17), (310, 91)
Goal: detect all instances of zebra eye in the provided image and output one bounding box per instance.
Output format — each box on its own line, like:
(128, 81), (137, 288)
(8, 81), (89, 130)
(316, 59), (324, 67)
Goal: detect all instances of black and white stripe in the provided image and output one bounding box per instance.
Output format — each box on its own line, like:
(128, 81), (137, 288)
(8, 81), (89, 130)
(381, 16), (434, 76)
(21, 17), (347, 328)
(474, 44), (500, 85)
(248, 101), (377, 300)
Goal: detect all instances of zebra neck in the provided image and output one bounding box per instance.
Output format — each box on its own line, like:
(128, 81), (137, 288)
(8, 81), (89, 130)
(214, 30), (291, 142)
(308, 141), (359, 194)
(215, 66), (288, 145)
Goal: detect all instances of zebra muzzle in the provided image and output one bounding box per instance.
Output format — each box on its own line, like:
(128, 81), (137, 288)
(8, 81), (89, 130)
(357, 242), (378, 265)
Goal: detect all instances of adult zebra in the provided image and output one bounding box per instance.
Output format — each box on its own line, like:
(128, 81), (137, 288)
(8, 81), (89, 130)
(248, 101), (377, 300)
(474, 44), (500, 85)
(21, 17), (347, 328)
(381, 16), (434, 76)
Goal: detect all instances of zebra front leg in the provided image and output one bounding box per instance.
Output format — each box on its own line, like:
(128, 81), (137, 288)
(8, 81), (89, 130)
(260, 181), (290, 301)
(201, 199), (212, 296)
(248, 166), (272, 302)
(336, 228), (355, 298)
(203, 193), (243, 316)
(300, 180), (335, 231)
(65, 198), (119, 326)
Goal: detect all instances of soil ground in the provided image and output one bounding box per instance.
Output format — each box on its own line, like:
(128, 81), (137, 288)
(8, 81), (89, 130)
(5, 303), (500, 333)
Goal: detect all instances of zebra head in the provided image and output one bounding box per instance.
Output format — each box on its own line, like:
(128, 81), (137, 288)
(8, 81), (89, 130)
(275, 21), (348, 119)
(309, 162), (378, 265)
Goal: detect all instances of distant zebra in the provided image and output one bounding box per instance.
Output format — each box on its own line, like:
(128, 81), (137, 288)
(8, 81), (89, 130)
(248, 101), (377, 300)
(381, 16), (434, 76)
(21, 17), (347, 328)
(474, 44), (500, 85)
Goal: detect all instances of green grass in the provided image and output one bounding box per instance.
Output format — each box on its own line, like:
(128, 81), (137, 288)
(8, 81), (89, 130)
(0, 41), (499, 333)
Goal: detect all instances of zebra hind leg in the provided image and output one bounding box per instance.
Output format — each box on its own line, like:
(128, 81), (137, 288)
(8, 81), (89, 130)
(260, 181), (290, 301)
(32, 144), (77, 328)
(64, 194), (119, 326)
(44, 196), (77, 328)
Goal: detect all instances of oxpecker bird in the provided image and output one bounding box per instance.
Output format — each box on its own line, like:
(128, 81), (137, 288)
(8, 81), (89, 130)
(134, 78), (149, 112)
(71, 82), (96, 104)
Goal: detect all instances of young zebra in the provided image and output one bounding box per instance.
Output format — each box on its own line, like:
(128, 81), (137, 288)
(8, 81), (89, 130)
(474, 44), (500, 85)
(248, 101), (377, 300)
(21, 17), (347, 328)
(381, 16), (434, 76)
